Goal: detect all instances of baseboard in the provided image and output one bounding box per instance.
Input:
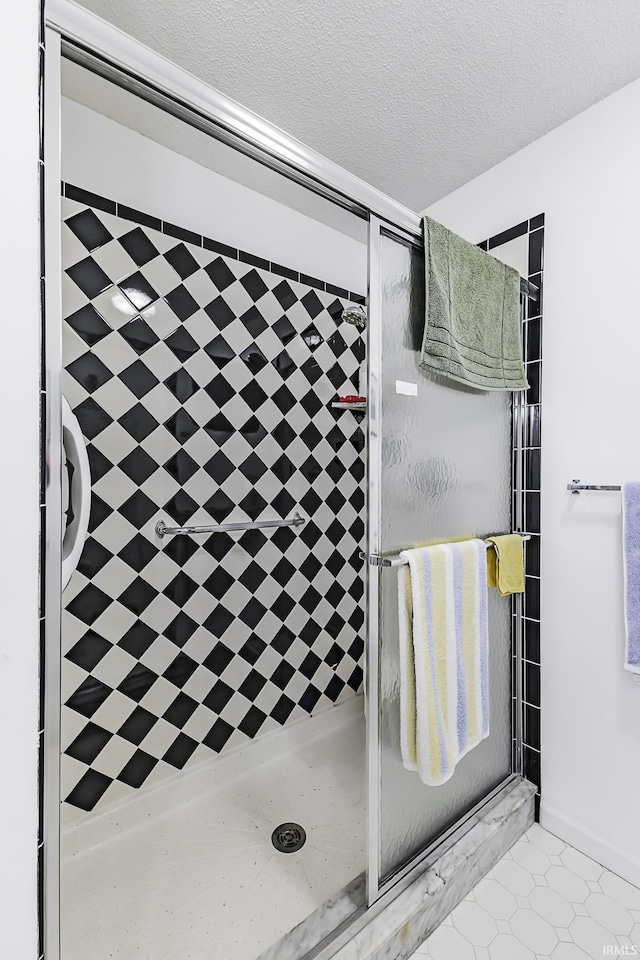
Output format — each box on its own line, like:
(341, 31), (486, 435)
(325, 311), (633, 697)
(541, 801), (640, 888)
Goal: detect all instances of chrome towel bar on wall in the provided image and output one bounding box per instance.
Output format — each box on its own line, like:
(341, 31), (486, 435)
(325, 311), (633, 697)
(155, 512), (306, 539)
(567, 480), (621, 494)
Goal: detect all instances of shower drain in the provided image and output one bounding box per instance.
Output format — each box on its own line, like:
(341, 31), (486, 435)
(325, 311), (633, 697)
(271, 822), (307, 854)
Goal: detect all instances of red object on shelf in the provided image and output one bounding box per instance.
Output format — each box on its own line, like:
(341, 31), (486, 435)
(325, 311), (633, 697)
(337, 395), (366, 403)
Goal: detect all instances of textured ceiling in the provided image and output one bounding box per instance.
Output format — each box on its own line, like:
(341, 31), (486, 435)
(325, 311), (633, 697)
(76, 0), (640, 210)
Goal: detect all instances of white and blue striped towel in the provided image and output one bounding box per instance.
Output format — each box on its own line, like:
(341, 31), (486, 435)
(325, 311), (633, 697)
(398, 540), (489, 785)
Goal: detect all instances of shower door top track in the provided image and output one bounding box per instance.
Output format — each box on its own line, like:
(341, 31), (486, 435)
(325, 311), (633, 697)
(46, 0), (422, 238)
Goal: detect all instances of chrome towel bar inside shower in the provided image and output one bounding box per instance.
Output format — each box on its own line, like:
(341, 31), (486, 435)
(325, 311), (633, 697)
(567, 480), (621, 494)
(155, 512), (306, 539)
(367, 533), (531, 567)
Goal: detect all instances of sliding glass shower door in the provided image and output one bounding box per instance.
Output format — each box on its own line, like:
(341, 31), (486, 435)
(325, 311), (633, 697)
(56, 56), (370, 960)
(366, 218), (514, 902)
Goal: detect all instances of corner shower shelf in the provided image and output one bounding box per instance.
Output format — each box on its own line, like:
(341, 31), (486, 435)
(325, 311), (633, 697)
(331, 401), (367, 412)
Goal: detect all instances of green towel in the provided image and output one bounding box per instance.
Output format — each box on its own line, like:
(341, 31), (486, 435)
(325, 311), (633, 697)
(420, 216), (528, 391)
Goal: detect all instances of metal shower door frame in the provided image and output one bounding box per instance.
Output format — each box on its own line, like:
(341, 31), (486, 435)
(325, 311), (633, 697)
(366, 215), (384, 906)
(364, 215), (526, 906)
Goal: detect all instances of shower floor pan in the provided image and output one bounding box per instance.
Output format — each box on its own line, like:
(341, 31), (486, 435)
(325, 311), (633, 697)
(61, 696), (365, 960)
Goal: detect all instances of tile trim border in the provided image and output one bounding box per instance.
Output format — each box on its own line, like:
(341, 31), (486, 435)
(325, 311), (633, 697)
(480, 214), (544, 818)
(520, 217), (544, 817)
(61, 182), (367, 305)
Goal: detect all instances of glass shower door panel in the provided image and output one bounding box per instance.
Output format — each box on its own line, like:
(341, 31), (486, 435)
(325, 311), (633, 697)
(370, 227), (512, 891)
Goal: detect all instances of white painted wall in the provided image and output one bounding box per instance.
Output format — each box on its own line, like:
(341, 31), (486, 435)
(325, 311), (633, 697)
(0, 1), (41, 957)
(61, 99), (367, 293)
(427, 77), (640, 886)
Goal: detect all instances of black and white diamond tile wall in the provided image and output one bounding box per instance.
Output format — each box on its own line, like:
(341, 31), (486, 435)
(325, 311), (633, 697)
(61, 190), (366, 813)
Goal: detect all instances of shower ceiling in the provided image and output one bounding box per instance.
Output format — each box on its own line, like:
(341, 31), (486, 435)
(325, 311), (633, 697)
(74, 0), (640, 210)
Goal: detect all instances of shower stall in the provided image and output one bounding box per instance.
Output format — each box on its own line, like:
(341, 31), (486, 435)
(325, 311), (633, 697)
(42, 3), (536, 959)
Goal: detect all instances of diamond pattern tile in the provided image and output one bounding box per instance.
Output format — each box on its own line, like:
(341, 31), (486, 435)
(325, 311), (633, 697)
(61, 194), (365, 812)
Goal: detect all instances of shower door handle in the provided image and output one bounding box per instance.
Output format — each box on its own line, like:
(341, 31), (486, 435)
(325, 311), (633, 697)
(62, 396), (92, 590)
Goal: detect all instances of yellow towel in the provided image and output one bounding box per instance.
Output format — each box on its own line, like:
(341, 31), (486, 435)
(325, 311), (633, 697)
(486, 535), (525, 596)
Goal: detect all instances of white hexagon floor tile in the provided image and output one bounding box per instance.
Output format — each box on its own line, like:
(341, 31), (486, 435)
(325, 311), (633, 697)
(585, 892), (633, 935)
(452, 901), (498, 946)
(601, 871), (640, 910)
(560, 847), (603, 883)
(410, 825), (640, 960)
(527, 824), (565, 856)
(426, 924), (475, 960)
(510, 907), (558, 954)
(512, 839), (552, 876)
(475, 878), (517, 920)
